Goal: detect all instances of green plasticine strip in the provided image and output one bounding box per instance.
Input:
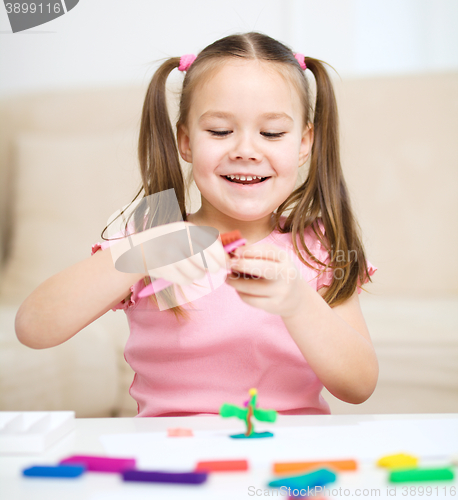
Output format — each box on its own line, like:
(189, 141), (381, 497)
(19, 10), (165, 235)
(390, 467), (454, 483)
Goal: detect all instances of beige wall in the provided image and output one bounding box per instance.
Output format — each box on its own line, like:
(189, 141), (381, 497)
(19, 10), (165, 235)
(336, 73), (458, 296)
(294, 73), (458, 296)
(1, 73), (457, 299)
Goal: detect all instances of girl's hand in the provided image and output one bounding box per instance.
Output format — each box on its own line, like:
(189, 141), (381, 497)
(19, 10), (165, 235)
(226, 243), (305, 317)
(145, 222), (227, 286)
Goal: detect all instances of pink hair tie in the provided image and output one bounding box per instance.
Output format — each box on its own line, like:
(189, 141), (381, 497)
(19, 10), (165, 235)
(178, 54), (196, 72)
(294, 53), (307, 70)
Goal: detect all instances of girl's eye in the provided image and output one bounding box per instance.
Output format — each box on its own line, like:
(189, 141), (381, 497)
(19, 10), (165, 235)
(208, 130), (232, 137)
(261, 132), (286, 138)
(207, 130), (285, 138)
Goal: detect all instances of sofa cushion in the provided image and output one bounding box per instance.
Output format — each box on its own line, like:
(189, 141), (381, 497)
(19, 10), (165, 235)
(324, 296), (458, 414)
(0, 131), (141, 303)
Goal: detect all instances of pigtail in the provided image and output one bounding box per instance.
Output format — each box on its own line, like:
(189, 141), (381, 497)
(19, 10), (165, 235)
(136, 58), (191, 320)
(305, 58), (371, 304)
(137, 57), (187, 229)
(277, 57), (371, 305)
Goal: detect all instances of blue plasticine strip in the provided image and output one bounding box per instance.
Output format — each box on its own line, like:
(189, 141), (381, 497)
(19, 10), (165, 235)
(22, 465), (86, 478)
(122, 469), (208, 484)
(268, 468), (337, 490)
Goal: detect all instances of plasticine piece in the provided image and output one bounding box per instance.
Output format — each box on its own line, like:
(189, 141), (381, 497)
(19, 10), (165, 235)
(219, 388), (277, 438)
(377, 453), (419, 469)
(230, 431), (274, 439)
(60, 455), (136, 473)
(390, 467), (454, 483)
(195, 459), (249, 472)
(122, 469), (208, 484)
(22, 464), (86, 478)
(268, 468), (337, 490)
(167, 428), (194, 437)
(274, 459), (357, 474)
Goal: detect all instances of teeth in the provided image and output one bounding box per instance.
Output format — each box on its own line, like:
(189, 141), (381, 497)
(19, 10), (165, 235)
(225, 175), (268, 181)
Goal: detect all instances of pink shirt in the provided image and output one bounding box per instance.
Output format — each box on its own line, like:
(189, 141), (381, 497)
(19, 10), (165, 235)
(92, 219), (375, 417)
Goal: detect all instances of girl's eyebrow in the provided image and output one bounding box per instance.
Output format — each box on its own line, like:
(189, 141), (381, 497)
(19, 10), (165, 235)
(262, 112), (293, 122)
(198, 111), (293, 122)
(198, 111), (233, 122)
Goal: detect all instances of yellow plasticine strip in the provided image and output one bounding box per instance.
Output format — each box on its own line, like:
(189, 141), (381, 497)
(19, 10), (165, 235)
(377, 453), (419, 469)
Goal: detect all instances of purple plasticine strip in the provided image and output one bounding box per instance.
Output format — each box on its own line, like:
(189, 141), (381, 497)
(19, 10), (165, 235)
(122, 469), (208, 484)
(23, 465), (86, 478)
(60, 455), (136, 473)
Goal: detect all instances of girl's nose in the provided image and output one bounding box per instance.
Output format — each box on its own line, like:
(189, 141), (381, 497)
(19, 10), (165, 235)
(229, 135), (262, 162)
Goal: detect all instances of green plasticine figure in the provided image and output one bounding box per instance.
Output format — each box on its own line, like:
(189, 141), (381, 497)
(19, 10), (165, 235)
(219, 388), (277, 439)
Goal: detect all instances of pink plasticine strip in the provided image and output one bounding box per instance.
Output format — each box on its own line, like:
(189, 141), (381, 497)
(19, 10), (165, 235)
(223, 238), (247, 254)
(60, 455), (136, 473)
(138, 237), (247, 299)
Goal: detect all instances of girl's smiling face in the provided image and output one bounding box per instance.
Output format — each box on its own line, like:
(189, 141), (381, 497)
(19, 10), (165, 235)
(178, 59), (313, 225)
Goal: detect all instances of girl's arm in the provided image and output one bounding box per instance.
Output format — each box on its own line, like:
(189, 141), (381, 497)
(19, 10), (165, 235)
(281, 284), (378, 405)
(227, 243), (378, 405)
(16, 222), (227, 350)
(15, 248), (145, 349)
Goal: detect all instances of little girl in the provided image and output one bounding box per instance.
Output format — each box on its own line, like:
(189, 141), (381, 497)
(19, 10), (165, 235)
(16, 32), (378, 417)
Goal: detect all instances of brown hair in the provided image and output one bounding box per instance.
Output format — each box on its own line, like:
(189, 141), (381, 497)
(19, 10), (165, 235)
(104, 32), (372, 318)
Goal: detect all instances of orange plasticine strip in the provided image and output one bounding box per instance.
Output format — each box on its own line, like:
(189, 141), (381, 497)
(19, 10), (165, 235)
(273, 459), (358, 474)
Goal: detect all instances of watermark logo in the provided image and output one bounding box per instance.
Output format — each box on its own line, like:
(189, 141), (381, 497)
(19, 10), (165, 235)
(106, 189), (227, 311)
(4, 0), (79, 33)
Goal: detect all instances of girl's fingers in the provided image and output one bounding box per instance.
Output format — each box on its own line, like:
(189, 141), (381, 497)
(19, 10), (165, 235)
(232, 243), (288, 263)
(149, 254), (205, 286)
(174, 254), (207, 283)
(226, 274), (272, 296)
(231, 259), (289, 280)
(186, 253), (211, 277)
(150, 266), (193, 286)
(204, 241), (227, 272)
(205, 256), (224, 274)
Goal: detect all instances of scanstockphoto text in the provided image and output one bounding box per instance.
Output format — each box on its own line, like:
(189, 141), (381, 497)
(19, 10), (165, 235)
(247, 485), (457, 497)
(230, 247), (357, 282)
(248, 485), (383, 497)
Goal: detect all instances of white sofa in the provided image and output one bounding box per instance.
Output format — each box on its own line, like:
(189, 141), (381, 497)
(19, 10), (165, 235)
(0, 73), (457, 417)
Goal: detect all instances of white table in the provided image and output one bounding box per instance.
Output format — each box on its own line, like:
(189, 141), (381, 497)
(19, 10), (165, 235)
(1, 414), (457, 500)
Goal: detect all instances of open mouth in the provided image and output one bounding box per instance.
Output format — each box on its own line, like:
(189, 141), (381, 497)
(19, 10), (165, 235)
(222, 175), (270, 185)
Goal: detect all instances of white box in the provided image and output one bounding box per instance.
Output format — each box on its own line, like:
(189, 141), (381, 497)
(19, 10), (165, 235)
(0, 411), (75, 454)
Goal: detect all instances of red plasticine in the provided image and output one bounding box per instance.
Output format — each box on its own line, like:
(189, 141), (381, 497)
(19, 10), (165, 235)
(195, 460), (249, 472)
